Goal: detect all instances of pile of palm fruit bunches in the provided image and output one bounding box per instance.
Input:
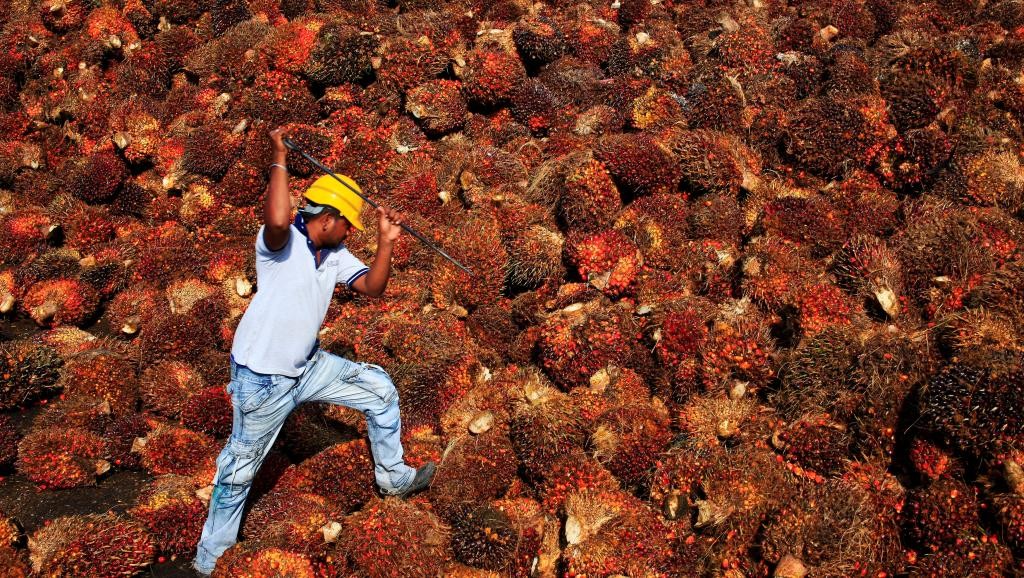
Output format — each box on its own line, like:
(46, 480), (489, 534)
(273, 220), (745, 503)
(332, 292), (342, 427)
(1, 0), (1024, 575)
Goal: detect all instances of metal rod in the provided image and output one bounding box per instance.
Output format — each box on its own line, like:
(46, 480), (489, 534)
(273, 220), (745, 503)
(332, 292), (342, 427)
(282, 137), (473, 276)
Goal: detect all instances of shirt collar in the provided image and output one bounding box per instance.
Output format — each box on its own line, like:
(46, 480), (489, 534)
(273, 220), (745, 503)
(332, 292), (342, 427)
(294, 213), (330, 265)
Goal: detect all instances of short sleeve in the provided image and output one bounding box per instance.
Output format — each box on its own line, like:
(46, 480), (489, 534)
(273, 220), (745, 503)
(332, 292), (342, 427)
(255, 225), (291, 262)
(336, 247), (370, 287)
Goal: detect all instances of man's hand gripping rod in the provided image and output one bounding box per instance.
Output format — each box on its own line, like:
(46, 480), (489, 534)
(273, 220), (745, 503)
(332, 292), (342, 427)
(282, 137), (473, 276)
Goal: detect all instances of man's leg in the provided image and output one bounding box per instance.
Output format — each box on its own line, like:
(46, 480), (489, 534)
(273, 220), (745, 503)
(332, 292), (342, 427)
(193, 363), (297, 575)
(294, 350), (417, 494)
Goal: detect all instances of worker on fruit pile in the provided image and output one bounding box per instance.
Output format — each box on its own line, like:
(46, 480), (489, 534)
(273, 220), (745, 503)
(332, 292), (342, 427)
(193, 127), (436, 576)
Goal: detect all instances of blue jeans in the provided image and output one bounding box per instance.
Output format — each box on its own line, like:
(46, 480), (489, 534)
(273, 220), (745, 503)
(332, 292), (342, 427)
(192, 350), (415, 574)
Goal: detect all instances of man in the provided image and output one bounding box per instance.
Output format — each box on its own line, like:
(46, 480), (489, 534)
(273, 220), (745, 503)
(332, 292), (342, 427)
(192, 127), (435, 576)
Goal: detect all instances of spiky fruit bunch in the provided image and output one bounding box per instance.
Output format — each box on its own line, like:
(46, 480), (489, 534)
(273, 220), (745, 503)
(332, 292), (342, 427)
(759, 193), (846, 257)
(134, 424), (217, 478)
(243, 487), (343, 557)
(910, 533), (1012, 577)
(104, 284), (161, 335)
(919, 360), (1024, 457)
(212, 543), (318, 578)
(762, 476), (904, 577)
(937, 147), (1024, 212)
(405, 80), (467, 137)
(67, 148), (128, 203)
(28, 513), (154, 577)
(648, 441), (724, 521)
(902, 479), (981, 552)
(22, 278), (99, 327)
(0, 415), (17, 469)
(32, 395), (112, 433)
(0, 207), (57, 265)
(908, 438), (962, 483)
(180, 385), (232, 438)
(562, 489), (674, 577)
(677, 393), (767, 450)
(700, 314), (775, 392)
(16, 249), (82, 291)
(278, 403), (348, 462)
(139, 360), (205, 418)
(103, 414), (150, 471)
(741, 236), (817, 310)
(449, 505), (520, 571)
(17, 426), (108, 489)
(537, 454), (620, 515)
(0, 339), (62, 410)
(340, 498), (451, 578)
(457, 49), (526, 107)
(831, 235), (903, 319)
(128, 474), (206, 556)
(594, 132), (680, 196)
(567, 364), (651, 424)
(876, 123), (953, 190)
(772, 418), (851, 480)
(58, 349), (138, 415)
(508, 373), (588, 476)
(430, 431), (518, 519)
(512, 15), (565, 66)
(661, 128), (762, 196)
(376, 33), (451, 93)
(537, 299), (645, 391)
(239, 71), (318, 127)
(503, 221), (565, 289)
(179, 124), (242, 181)
(429, 210), (508, 312)
(588, 402), (672, 488)
(793, 281), (856, 338)
(783, 96), (893, 178)
(277, 440), (376, 513)
(559, 154), (621, 234)
(303, 21), (376, 88)
(508, 78), (557, 134)
(564, 229), (641, 297)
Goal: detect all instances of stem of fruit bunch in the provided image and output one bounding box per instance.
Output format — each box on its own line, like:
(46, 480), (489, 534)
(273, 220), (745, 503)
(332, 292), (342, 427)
(282, 137), (473, 276)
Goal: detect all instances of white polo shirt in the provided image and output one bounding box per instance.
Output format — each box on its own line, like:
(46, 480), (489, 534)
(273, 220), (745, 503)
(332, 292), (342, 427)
(230, 215), (369, 377)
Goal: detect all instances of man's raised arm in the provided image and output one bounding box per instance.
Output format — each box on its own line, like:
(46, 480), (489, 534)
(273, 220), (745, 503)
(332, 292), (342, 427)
(263, 127), (291, 252)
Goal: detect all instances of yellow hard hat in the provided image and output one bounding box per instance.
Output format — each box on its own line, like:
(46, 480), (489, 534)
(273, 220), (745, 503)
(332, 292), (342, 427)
(302, 174), (365, 231)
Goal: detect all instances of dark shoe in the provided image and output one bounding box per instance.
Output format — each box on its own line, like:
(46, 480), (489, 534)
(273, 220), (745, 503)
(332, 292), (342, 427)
(381, 462), (435, 498)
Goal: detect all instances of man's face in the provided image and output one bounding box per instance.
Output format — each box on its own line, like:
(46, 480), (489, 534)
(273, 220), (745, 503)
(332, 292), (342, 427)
(322, 214), (352, 248)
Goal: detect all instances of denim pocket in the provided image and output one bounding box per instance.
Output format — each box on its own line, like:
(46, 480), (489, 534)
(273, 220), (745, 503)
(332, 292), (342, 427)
(231, 376), (274, 413)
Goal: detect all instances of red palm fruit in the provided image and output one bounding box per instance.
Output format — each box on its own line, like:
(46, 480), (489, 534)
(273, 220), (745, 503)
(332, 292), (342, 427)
(139, 360), (206, 418)
(760, 193), (847, 258)
(621, 86), (683, 131)
(128, 474), (206, 556)
(649, 441), (723, 521)
(28, 513), (154, 577)
(105, 284), (161, 336)
(180, 124), (243, 180)
(0, 207), (58, 265)
(564, 229), (641, 298)
(449, 505), (521, 571)
(741, 236), (817, 311)
(536, 299), (644, 391)
(783, 95), (892, 179)
(141, 298), (229, 371)
(280, 403), (349, 462)
(661, 128), (762, 196)
(0, 416), (18, 469)
(508, 372), (588, 477)
(903, 479), (982, 553)
(45, 194), (116, 249)
(537, 454), (619, 515)
(589, 402), (672, 489)
(594, 132), (680, 196)
(66, 148), (127, 203)
(440, 366), (519, 441)
(876, 123), (953, 190)
(260, 17), (321, 75)
(16, 426), (109, 488)
(32, 395), (111, 433)
(429, 430), (519, 519)
(57, 349), (138, 415)
(911, 534), (1012, 577)
(340, 498), (451, 578)
(0, 338), (61, 409)
(677, 393), (770, 451)
(303, 22), (376, 88)
(212, 543), (318, 578)
(0, 545), (30, 577)
(405, 80), (468, 137)
(567, 365), (651, 425)
(180, 385), (232, 438)
(0, 267), (17, 313)
(881, 72), (949, 132)
(508, 78), (557, 135)
(771, 417), (851, 481)
(908, 438), (962, 483)
(650, 296), (711, 369)
(16, 249), (82, 289)
(700, 312), (775, 393)
(126, 221), (206, 287)
(104, 414), (151, 470)
(239, 70), (318, 127)
(210, 0), (252, 36)
(243, 487), (343, 557)
(793, 281), (855, 338)
(276, 440), (376, 513)
(376, 34), (449, 92)
(456, 49), (526, 107)
(830, 235), (903, 319)
(512, 15), (565, 66)
(182, 17), (270, 80)
(134, 424), (218, 478)
(762, 476), (905, 577)
(430, 210), (507, 312)
(558, 153), (621, 234)
(563, 488), (674, 577)
(560, 5), (620, 66)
